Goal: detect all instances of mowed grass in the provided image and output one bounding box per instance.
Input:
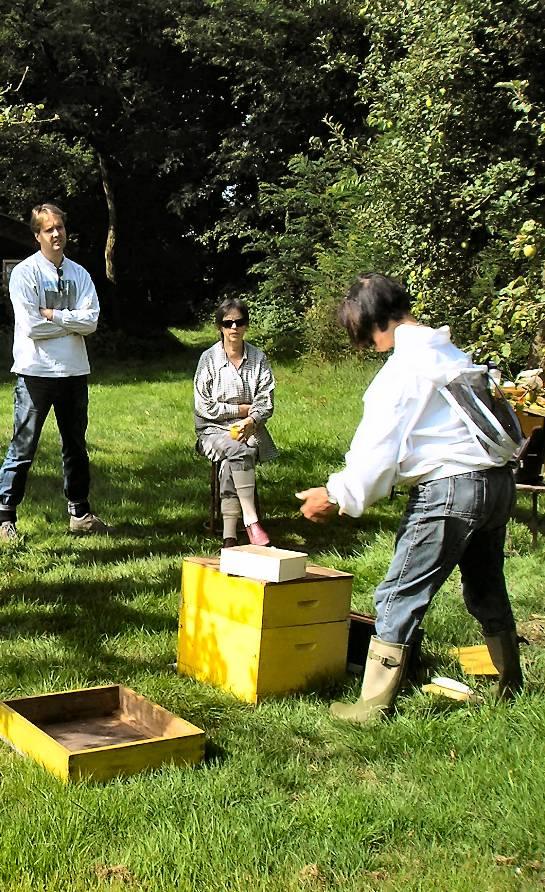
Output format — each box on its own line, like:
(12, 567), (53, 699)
(1, 326), (545, 892)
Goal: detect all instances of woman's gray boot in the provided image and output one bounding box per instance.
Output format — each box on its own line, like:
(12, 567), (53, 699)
(330, 636), (410, 723)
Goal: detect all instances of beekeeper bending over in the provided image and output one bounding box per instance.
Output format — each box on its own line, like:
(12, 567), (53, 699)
(297, 272), (523, 723)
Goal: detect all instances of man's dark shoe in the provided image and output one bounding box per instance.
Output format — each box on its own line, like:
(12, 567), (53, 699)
(69, 513), (109, 534)
(222, 537), (238, 548)
(0, 521), (18, 542)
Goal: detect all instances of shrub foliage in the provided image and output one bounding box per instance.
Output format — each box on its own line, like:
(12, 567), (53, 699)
(245, 0), (545, 368)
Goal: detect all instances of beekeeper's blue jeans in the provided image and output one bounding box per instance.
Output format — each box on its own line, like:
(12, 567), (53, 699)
(375, 466), (517, 643)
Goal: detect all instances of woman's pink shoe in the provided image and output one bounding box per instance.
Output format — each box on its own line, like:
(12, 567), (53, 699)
(245, 522), (270, 546)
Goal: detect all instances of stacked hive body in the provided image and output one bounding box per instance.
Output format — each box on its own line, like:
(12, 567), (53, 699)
(178, 556), (352, 703)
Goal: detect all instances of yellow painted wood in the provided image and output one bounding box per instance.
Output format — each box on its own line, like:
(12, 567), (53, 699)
(68, 737), (205, 782)
(516, 409), (545, 439)
(0, 686), (205, 782)
(181, 557), (352, 629)
(422, 683), (476, 702)
(178, 610), (262, 702)
(257, 622), (348, 696)
(178, 607), (349, 703)
(451, 644), (498, 675)
(0, 700), (70, 781)
(179, 558), (352, 703)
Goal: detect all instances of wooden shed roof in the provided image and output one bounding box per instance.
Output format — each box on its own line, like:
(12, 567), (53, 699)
(0, 212), (35, 249)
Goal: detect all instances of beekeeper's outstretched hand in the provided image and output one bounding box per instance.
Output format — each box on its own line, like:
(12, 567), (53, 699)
(295, 487), (339, 523)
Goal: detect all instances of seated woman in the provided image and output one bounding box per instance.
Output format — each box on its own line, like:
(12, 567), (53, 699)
(194, 298), (278, 547)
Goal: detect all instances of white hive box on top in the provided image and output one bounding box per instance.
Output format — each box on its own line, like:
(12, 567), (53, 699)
(219, 544), (308, 583)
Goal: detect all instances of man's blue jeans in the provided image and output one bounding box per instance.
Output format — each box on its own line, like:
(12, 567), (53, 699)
(0, 375), (90, 522)
(375, 467), (517, 643)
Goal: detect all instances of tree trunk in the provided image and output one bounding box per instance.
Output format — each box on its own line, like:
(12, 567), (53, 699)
(97, 151), (120, 326)
(96, 151), (163, 334)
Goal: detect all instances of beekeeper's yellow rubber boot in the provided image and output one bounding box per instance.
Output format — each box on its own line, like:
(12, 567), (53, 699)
(330, 636), (410, 723)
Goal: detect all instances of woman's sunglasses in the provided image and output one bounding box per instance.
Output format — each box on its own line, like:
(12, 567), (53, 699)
(221, 318), (247, 329)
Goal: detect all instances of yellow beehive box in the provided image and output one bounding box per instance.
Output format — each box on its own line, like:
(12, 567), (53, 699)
(503, 387), (545, 438)
(178, 556), (352, 703)
(0, 685), (205, 782)
(179, 556), (351, 628)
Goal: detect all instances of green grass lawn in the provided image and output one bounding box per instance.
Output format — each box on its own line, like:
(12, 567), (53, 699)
(1, 327), (544, 892)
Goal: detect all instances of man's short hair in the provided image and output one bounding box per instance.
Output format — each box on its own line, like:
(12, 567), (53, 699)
(30, 203), (67, 235)
(338, 273), (411, 347)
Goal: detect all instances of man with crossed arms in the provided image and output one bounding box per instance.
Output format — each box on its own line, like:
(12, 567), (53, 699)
(0, 203), (108, 540)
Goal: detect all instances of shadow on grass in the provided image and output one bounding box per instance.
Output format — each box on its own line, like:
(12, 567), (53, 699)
(203, 739), (229, 765)
(2, 450), (403, 700)
(0, 590), (176, 634)
(16, 438), (403, 559)
(0, 417), (407, 690)
(513, 496), (545, 540)
(87, 328), (213, 386)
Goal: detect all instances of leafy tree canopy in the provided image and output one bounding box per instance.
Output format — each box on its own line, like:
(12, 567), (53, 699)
(244, 0), (545, 369)
(0, 0), (366, 329)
